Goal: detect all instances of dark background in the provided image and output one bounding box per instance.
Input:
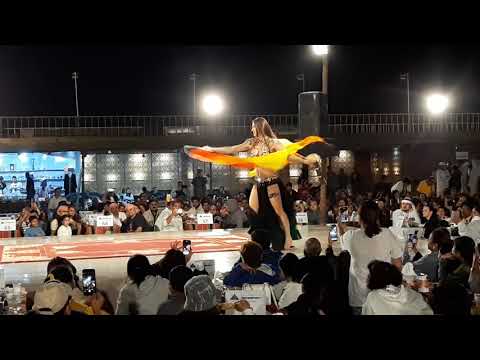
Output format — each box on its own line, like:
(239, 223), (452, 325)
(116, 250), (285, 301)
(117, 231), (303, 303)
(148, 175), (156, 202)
(0, 44), (478, 116)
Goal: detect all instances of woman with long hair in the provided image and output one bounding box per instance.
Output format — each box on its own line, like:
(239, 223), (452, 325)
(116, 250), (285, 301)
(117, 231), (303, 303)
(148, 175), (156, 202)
(337, 200), (403, 315)
(186, 117), (322, 250)
(115, 254), (170, 315)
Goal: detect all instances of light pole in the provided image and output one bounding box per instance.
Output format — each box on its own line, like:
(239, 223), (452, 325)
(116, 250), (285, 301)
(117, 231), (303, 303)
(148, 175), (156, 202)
(311, 45), (329, 224)
(400, 73), (410, 130)
(312, 45), (329, 94)
(72, 72), (80, 117)
(189, 73), (198, 118)
(296, 73), (305, 93)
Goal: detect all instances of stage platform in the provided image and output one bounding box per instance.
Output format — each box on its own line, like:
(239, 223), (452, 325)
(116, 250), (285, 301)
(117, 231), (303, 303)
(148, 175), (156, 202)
(0, 225), (334, 306)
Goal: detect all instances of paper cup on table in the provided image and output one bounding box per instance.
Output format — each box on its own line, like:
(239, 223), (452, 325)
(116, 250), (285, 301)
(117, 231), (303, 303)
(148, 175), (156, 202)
(417, 274), (429, 293)
(401, 263), (416, 286)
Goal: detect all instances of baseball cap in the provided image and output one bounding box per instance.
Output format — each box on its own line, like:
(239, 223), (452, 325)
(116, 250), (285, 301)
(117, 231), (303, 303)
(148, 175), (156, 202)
(184, 275), (217, 312)
(32, 280), (72, 315)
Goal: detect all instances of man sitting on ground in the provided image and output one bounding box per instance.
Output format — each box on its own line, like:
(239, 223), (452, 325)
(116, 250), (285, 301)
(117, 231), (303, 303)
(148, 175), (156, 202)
(155, 200), (184, 232)
(121, 204), (150, 233)
(223, 241), (280, 287)
(412, 228), (453, 283)
(143, 199), (161, 228)
(157, 265), (194, 315)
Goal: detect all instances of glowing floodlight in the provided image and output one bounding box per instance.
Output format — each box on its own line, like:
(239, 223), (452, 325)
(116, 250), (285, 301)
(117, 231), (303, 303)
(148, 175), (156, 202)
(202, 94), (225, 116)
(426, 94), (449, 115)
(312, 45), (329, 56)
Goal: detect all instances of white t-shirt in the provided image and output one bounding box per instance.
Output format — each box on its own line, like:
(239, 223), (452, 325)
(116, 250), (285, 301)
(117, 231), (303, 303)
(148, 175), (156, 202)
(362, 285), (433, 315)
(391, 209), (420, 228)
(155, 208), (184, 232)
(340, 228), (403, 307)
(113, 212), (127, 227)
(57, 225), (72, 238)
(278, 282), (303, 309)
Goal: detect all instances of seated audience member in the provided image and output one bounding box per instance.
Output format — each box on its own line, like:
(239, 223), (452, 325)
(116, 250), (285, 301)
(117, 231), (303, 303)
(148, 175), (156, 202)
(116, 255), (169, 315)
(24, 216), (46, 237)
(454, 201), (480, 244)
(306, 199), (321, 225)
(201, 199), (211, 214)
(437, 206), (451, 223)
(50, 204), (70, 236)
(157, 266), (194, 315)
(250, 229), (282, 276)
(283, 272), (331, 316)
(377, 198), (391, 228)
(277, 253), (302, 309)
(362, 260), (433, 315)
(430, 261), (473, 316)
(27, 261), (107, 316)
(223, 199), (247, 229)
(155, 200), (184, 232)
(143, 199), (161, 228)
(391, 198), (421, 228)
(57, 215), (73, 238)
(223, 241), (279, 287)
(422, 203), (442, 240)
(108, 202), (127, 232)
(29, 279), (74, 316)
(296, 238), (330, 279)
(153, 248), (190, 279)
(186, 197), (204, 217)
(413, 228), (453, 282)
(67, 205), (83, 235)
(180, 275), (221, 316)
(151, 241), (207, 278)
(121, 204), (150, 233)
(445, 236), (475, 288)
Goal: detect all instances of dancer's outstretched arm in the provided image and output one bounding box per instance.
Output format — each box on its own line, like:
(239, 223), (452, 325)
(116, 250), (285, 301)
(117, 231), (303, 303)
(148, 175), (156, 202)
(288, 153), (319, 167)
(202, 139), (252, 155)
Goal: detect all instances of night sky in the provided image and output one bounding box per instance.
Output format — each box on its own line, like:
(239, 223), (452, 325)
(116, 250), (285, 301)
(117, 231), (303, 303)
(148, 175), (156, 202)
(0, 44), (479, 116)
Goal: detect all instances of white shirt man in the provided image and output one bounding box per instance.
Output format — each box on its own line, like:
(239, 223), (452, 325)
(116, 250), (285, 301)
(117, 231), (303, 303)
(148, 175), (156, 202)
(186, 198), (204, 217)
(456, 206), (480, 245)
(391, 199), (421, 228)
(155, 203), (184, 232)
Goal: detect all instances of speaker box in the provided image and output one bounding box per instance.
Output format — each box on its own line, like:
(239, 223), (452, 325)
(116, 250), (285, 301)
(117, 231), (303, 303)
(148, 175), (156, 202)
(298, 91), (328, 138)
(297, 91), (336, 157)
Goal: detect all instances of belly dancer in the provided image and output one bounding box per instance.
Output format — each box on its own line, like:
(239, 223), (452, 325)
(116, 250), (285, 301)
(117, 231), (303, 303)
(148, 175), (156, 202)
(185, 117), (323, 250)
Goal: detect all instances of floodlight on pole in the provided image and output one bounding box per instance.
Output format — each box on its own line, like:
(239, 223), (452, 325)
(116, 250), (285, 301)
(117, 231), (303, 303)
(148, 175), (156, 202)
(202, 94), (225, 116)
(312, 45), (329, 56)
(426, 94), (449, 115)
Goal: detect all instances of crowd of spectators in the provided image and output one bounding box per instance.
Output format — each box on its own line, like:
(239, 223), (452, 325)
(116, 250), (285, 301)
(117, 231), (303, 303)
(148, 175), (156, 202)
(6, 160), (480, 316)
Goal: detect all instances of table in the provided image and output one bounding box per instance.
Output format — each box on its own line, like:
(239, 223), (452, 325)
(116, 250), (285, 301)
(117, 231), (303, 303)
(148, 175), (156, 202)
(1, 286), (27, 315)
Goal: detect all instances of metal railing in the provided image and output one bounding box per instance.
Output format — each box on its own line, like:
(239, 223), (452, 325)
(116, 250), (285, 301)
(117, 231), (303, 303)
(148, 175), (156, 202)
(0, 114), (299, 138)
(2, 113), (480, 138)
(328, 113), (480, 135)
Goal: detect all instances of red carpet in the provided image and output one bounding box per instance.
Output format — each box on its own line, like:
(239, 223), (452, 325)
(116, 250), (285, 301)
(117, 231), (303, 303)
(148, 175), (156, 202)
(0, 234), (248, 264)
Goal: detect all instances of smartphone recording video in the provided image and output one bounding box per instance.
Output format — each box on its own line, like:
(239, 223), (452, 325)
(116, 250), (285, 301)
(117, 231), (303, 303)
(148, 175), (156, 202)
(329, 225), (338, 241)
(183, 240), (192, 256)
(82, 269), (96, 296)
